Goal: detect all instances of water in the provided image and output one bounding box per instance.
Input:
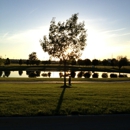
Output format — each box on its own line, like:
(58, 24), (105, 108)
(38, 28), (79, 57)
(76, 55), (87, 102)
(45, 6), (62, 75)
(1, 71), (130, 78)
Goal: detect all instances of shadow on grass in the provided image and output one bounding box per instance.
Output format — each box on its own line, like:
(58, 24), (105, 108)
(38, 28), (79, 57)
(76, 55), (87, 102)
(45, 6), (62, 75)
(55, 86), (66, 115)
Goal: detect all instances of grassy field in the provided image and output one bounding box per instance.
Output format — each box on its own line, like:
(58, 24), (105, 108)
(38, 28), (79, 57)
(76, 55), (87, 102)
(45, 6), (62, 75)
(0, 77), (130, 82)
(1, 64), (130, 73)
(0, 82), (130, 116)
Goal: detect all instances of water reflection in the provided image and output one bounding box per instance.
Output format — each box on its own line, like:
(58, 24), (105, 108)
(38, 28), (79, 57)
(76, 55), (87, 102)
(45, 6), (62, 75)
(26, 70), (41, 77)
(4, 71), (11, 77)
(18, 70), (23, 76)
(0, 71), (2, 77)
(0, 71), (129, 78)
(41, 72), (51, 78)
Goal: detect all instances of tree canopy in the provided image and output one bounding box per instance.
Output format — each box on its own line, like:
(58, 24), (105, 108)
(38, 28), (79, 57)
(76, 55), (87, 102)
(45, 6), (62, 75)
(29, 52), (38, 61)
(40, 13), (87, 61)
(117, 56), (128, 69)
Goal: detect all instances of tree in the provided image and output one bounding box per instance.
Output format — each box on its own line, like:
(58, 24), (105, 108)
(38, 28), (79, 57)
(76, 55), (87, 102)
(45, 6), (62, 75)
(102, 59), (109, 66)
(77, 59), (84, 66)
(111, 58), (118, 68)
(0, 57), (4, 66)
(84, 58), (91, 66)
(19, 59), (23, 66)
(117, 56), (128, 70)
(71, 58), (76, 65)
(4, 58), (10, 65)
(28, 52), (39, 65)
(92, 59), (99, 67)
(40, 13), (87, 87)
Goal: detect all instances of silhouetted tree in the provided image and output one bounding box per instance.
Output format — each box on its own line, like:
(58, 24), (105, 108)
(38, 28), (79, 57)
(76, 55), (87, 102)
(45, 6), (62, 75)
(84, 58), (91, 66)
(28, 52), (39, 65)
(19, 59), (23, 66)
(77, 59), (84, 66)
(4, 58), (10, 65)
(35, 60), (41, 66)
(111, 58), (118, 68)
(92, 59), (99, 67)
(40, 13), (87, 87)
(0, 57), (4, 66)
(102, 59), (109, 66)
(59, 59), (63, 65)
(71, 59), (77, 65)
(26, 60), (30, 65)
(117, 56), (128, 70)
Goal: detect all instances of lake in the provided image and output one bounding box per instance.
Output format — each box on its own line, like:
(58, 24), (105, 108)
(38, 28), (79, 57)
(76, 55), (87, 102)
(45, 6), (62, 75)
(1, 71), (130, 78)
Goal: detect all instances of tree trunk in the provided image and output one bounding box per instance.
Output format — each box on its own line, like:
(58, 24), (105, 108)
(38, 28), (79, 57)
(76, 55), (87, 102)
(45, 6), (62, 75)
(63, 60), (67, 87)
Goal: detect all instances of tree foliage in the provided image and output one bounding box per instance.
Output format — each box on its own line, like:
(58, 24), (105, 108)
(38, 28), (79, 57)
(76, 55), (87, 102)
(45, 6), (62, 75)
(19, 59), (23, 66)
(111, 58), (118, 68)
(84, 58), (91, 66)
(40, 13), (87, 61)
(29, 52), (38, 61)
(102, 59), (109, 66)
(28, 52), (40, 65)
(117, 56), (128, 69)
(4, 58), (10, 65)
(0, 57), (4, 66)
(92, 59), (99, 66)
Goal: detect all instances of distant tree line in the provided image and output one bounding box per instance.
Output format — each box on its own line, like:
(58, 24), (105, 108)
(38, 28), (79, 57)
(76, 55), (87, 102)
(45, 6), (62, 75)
(0, 54), (129, 70)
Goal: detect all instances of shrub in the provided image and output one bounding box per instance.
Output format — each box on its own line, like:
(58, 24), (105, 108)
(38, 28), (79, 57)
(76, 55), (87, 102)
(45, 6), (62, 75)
(110, 73), (118, 78)
(119, 74), (127, 78)
(84, 71), (92, 78)
(92, 73), (99, 78)
(102, 73), (108, 78)
(71, 71), (76, 78)
(77, 71), (84, 78)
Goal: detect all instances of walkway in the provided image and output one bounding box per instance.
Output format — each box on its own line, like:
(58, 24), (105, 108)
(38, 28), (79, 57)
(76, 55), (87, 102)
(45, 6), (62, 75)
(0, 115), (130, 130)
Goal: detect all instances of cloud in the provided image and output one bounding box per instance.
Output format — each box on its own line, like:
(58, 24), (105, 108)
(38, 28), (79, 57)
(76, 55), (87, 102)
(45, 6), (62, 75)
(0, 25), (49, 59)
(3, 32), (9, 38)
(29, 8), (38, 15)
(98, 28), (130, 38)
(100, 28), (126, 34)
(85, 18), (107, 22)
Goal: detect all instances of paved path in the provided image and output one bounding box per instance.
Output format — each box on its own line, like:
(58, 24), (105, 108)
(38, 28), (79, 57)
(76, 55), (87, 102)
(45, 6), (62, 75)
(0, 115), (130, 130)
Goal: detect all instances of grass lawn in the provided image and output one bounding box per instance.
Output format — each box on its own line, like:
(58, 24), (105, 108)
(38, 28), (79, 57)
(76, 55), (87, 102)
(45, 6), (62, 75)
(0, 82), (130, 116)
(0, 77), (130, 82)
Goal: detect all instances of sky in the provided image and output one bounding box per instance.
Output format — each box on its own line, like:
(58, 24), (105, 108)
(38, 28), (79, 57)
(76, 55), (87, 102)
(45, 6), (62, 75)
(0, 0), (130, 60)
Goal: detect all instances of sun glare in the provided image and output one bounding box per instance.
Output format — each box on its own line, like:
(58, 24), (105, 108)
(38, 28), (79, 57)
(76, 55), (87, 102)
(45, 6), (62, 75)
(83, 28), (109, 60)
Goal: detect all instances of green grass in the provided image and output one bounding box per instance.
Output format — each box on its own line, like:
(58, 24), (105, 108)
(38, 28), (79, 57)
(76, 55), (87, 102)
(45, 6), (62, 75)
(0, 77), (130, 82)
(0, 82), (130, 116)
(1, 64), (130, 73)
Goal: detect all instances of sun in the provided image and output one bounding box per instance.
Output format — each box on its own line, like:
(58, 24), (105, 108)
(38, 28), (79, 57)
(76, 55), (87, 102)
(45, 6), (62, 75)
(82, 29), (109, 60)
